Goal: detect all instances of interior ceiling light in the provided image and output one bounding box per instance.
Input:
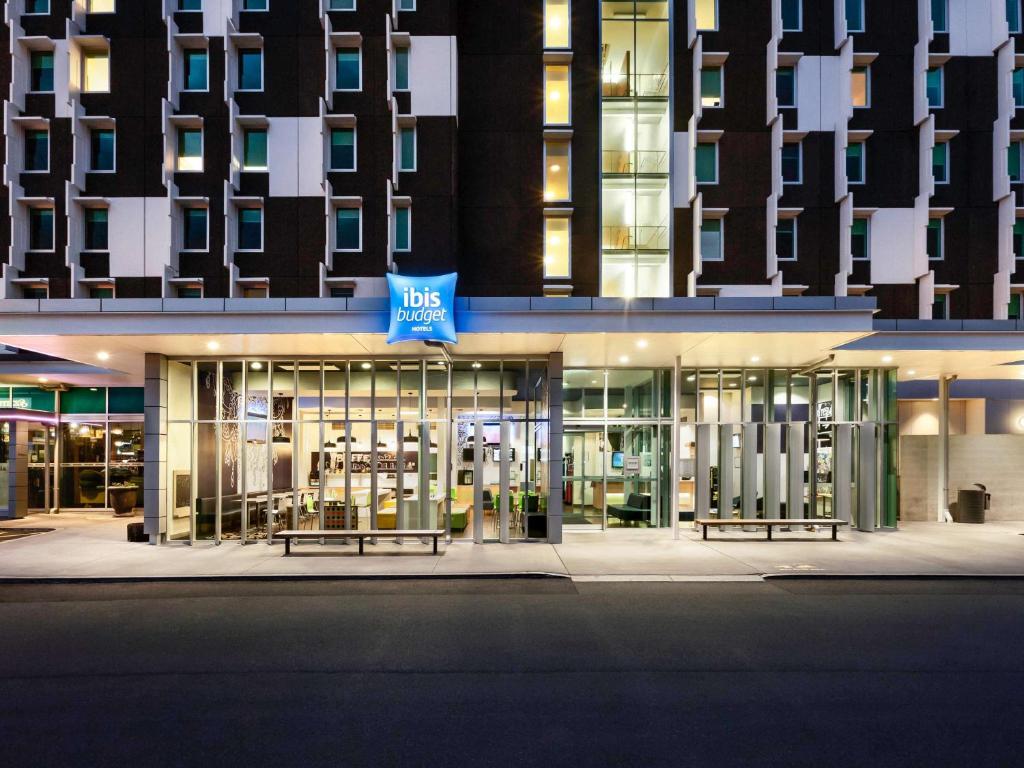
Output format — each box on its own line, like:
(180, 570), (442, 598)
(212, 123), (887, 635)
(207, 341), (220, 351)
(97, 351), (110, 361)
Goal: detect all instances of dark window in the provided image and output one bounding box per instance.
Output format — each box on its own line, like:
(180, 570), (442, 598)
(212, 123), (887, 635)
(238, 208), (262, 250)
(776, 67), (796, 107)
(26, 0), (50, 12)
(1011, 0), (1023, 34)
(931, 294), (948, 320)
(25, 129), (48, 171)
(91, 129), (115, 171)
(398, 0), (415, 10)
(933, 142), (949, 184)
(1013, 219), (1024, 259)
(183, 208), (208, 250)
(846, 142), (865, 184)
(329, 0), (356, 9)
(23, 286), (48, 299)
(395, 48), (410, 90)
(30, 52), (54, 92)
(781, 0), (801, 30)
(238, 49), (263, 90)
(851, 218), (869, 260)
(777, 219), (796, 260)
(243, 129), (267, 170)
(330, 128), (355, 170)
(242, 0), (268, 9)
(846, 0), (864, 31)
(178, 0), (201, 11)
(89, 286), (114, 299)
(335, 208), (360, 250)
(926, 67), (943, 108)
(394, 207), (410, 251)
(335, 49), (360, 90)
(700, 67), (722, 107)
(329, 284), (355, 297)
(399, 127), (416, 171)
(85, 208), (109, 250)
(931, 0), (948, 32)
(184, 50), (208, 91)
(178, 285), (202, 298)
(695, 143), (717, 183)
(926, 218), (943, 261)
(781, 143), (801, 183)
(29, 208), (54, 250)
(1009, 293), (1023, 321)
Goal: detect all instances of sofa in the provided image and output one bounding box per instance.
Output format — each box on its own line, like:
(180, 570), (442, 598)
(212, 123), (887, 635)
(608, 493), (651, 526)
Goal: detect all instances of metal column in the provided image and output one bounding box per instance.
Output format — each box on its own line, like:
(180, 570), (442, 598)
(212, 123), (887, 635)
(718, 424), (733, 526)
(786, 422), (805, 520)
(937, 375), (954, 522)
(834, 424), (852, 523)
(763, 423), (781, 519)
(741, 423), (757, 531)
(499, 421), (510, 543)
(695, 424), (711, 523)
(472, 419), (484, 543)
(671, 356), (681, 539)
(858, 422), (877, 531)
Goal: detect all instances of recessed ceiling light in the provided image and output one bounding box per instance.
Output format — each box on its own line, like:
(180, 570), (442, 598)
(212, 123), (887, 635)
(206, 341), (220, 351)
(750, 356), (761, 363)
(687, 375), (696, 382)
(636, 339), (648, 349)
(549, 164), (561, 172)
(907, 370), (916, 376)
(37, 377), (49, 383)
(472, 362), (482, 369)
(96, 351), (110, 361)
(747, 376), (757, 382)
(361, 362), (371, 370)
(618, 355), (629, 364)
(622, 403), (628, 409)
(591, 379), (598, 385)
(882, 355), (893, 364)
(250, 362), (263, 370)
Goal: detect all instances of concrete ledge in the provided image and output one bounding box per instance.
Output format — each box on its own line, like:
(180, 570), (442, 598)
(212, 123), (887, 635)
(100, 299), (163, 312)
(895, 320), (963, 331)
(40, 298), (101, 312)
(346, 297), (389, 311)
(529, 297), (592, 311)
(163, 298), (226, 312)
(835, 296), (877, 310)
(962, 320), (1019, 331)
(651, 297), (715, 310)
(284, 298), (348, 311)
(714, 297), (775, 311)
(467, 297), (531, 311)
(0, 299), (40, 312)
(773, 297), (835, 310)
(224, 298), (287, 312)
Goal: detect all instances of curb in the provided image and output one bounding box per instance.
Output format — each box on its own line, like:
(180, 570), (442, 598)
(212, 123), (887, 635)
(763, 573), (1024, 580)
(0, 572), (571, 585)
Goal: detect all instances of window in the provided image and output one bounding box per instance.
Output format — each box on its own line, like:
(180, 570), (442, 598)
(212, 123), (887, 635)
(781, 0), (801, 32)
(1009, 293), (1022, 321)
(399, 126), (416, 172)
(83, 52), (110, 93)
(781, 142), (801, 184)
(1014, 69), (1024, 108)
(237, 208), (263, 251)
(91, 129), (115, 171)
(330, 128), (355, 171)
(846, 142), (865, 184)
(544, 141), (570, 201)
(177, 128), (203, 172)
(88, 0), (115, 11)
(544, 217), (570, 278)
(29, 208), (54, 251)
(177, 284), (202, 298)
(335, 49), (361, 91)
(242, 0), (267, 9)
(926, 67), (943, 109)
(84, 208), (109, 251)
(1010, 0), (1023, 33)
(25, 129), (49, 172)
(330, 0), (355, 9)
(30, 52), (54, 92)
(851, 218), (869, 260)
(89, 285), (114, 299)
(695, 0), (718, 31)
(328, 284), (354, 298)
(184, 50), (208, 91)
(846, 0), (864, 32)
(335, 208), (361, 251)
(695, 142), (718, 184)
(23, 285), (48, 298)
(700, 66), (723, 108)
(776, 66), (796, 107)
(777, 218), (797, 260)
(700, 218), (723, 261)
(398, 0), (415, 10)
(26, 0), (50, 13)
(931, 0), (948, 32)
(927, 218), (943, 261)
(544, 65), (570, 125)
(544, 0), (570, 48)
(178, 0), (202, 9)
(238, 49), (263, 91)
(851, 65), (870, 107)
(1010, 140), (1022, 183)
(394, 47), (410, 91)
(393, 206), (411, 252)
(933, 141), (949, 184)
(932, 293), (949, 320)
(1014, 218), (1024, 258)
(243, 129), (267, 171)
(183, 208), (208, 250)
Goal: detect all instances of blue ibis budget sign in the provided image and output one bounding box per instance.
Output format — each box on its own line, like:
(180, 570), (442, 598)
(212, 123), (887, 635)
(386, 272), (458, 345)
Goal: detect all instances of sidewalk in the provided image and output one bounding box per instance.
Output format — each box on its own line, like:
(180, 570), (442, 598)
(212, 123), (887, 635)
(1, 512), (1022, 580)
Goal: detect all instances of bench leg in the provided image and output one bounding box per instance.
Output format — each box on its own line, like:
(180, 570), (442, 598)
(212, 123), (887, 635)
(433, 536), (438, 555)
(702, 525), (708, 541)
(832, 525), (838, 541)
(359, 537), (364, 555)
(767, 525), (772, 541)
(285, 537), (290, 556)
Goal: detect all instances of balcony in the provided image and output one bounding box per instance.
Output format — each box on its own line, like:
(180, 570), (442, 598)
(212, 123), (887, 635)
(601, 72), (669, 99)
(602, 225), (670, 252)
(603, 149), (669, 175)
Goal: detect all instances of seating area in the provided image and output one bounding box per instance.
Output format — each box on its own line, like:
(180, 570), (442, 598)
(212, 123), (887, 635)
(608, 493), (652, 527)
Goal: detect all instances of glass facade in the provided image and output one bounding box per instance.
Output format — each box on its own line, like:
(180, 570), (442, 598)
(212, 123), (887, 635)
(164, 358), (551, 544)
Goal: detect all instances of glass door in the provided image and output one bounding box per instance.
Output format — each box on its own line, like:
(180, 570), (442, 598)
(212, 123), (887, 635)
(606, 424), (659, 527)
(26, 423), (55, 512)
(562, 428), (605, 529)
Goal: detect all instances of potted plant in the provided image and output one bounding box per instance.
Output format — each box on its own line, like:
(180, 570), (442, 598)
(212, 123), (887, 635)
(108, 483), (139, 517)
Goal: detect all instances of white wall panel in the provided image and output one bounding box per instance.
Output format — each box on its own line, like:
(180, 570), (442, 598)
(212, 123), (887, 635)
(949, 0), (1004, 56)
(672, 131), (690, 208)
(796, 56), (842, 132)
(409, 37), (457, 117)
(869, 208), (918, 284)
(267, 117), (325, 198)
(106, 197), (171, 277)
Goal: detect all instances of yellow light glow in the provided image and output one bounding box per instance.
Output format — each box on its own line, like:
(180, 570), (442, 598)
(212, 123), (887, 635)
(178, 155), (203, 172)
(83, 52), (110, 93)
(550, 164), (561, 172)
(549, 90), (561, 101)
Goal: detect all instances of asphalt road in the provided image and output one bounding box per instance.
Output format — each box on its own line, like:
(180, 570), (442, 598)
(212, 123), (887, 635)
(1, 578), (1022, 768)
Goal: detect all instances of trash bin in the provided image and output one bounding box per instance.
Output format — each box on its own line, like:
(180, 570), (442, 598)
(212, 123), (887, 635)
(955, 484), (987, 524)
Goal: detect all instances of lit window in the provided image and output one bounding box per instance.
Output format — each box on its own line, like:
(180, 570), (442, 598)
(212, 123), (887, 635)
(781, 142), (801, 184)
(29, 208), (55, 251)
(1009, 140), (1023, 182)
(1014, 218), (1024, 258)
(83, 52), (110, 93)
(926, 67), (943, 108)
(696, 0), (718, 31)
(84, 208), (109, 251)
(544, 217), (570, 278)
(1014, 69), (1024, 108)
(184, 50), (208, 91)
(91, 129), (115, 171)
(335, 49), (361, 91)
(927, 218), (943, 261)
(851, 65), (870, 107)
(393, 206), (411, 252)
(846, 0), (864, 32)
(25, 129), (49, 172)
(183, 208), (208, 250)
(781, 0), (801, 31)
(87, 0), (115, 11)
(700, 66), (723, 108)
(26, 0), (50, 12)
(177, 128), (203, 172)
(776, 66), (796, 108)
(243, 129), (267, 171)
(335, 208), (361, 251)
(851, 218), (869, 260)
(242, 0), (267, 9)
(30, 52), (54, 92)
(1010, 0), (1023, 33)
(931, 0), (948, 32)
(237, 208), (263, 251)
(330, 128), (355, 171)
(399, 126), (416, 171)
(238, 49), (263, 91)
(329, 0), (355, 9)
(700, 218), (723, 261)
(933, 141), (949, 184)
(544, 140), (570, 201)
(394, 47), (410, 91)
(695, 142), (718, 184)
(178, 0), (201, 9)
(544, 0), (570, 48)
(846, 141), (865, 184)
(777, 218), (797, 260)
(544, 65), (570, 125)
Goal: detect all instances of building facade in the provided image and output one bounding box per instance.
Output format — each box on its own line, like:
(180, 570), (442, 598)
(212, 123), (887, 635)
(2, 0), (1024, 546)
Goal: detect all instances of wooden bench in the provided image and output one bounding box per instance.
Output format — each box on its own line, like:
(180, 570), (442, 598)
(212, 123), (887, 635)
(695, 518), (850, 541)
(278, 529), (445, 555)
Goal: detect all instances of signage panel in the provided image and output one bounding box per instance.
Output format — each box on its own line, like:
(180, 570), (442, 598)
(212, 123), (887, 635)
(386, 272), (458, 345)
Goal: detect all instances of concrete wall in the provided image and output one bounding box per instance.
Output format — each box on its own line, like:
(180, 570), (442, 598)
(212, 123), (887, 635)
(900, 434), (1024, 521)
